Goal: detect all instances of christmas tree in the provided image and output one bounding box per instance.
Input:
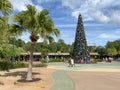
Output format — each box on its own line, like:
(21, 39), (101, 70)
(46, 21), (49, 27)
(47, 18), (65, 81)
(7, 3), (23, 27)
(72, 14), (89, 63)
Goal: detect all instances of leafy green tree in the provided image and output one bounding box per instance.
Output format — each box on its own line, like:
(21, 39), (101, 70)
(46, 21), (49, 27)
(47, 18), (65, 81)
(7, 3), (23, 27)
(56, 39), (70, 52)
(12, 4), (60, 80)
(106, 47), (117, 56)
(41, 48), (50, 57)
(0, 43), (25, 60)
(88, 46), (97, 53)
(48, 42), (57, 52)
(69, 42), (74, 54)
(16, 47), (25, 56)
(34, 42), (48, 52)
(34, 42), (42, 52)
(96, 46), (105, 58)
(0, 44), (12, 59)
(56, 39), (65, 51)
(23, 42), (31, 52)
(15, 39), (25, 48)
(106, 40), (120, 56)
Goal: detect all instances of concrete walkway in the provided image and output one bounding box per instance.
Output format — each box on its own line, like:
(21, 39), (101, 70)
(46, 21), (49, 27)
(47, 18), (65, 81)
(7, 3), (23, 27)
(49, 62), (120, 90)
(48, 62), (120, 71)
(50, 70), (74, 90)
(67, 71), (120, 90)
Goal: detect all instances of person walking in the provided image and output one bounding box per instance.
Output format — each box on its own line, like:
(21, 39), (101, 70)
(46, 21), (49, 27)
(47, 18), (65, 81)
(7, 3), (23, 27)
(71, 58), (75, 67)
(45, 56), (49, 63)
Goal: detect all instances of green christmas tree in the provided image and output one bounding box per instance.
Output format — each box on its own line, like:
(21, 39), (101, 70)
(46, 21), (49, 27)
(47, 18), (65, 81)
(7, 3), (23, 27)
(72, 14), (89, 62)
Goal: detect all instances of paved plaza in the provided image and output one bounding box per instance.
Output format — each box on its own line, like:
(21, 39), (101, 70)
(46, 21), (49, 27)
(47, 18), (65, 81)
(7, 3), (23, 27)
(48, 62), (120, 90)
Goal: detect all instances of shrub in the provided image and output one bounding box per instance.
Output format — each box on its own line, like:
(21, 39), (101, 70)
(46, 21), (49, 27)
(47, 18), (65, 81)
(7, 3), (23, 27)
(40, 58), (64, 63)
(13, 61), (28, 68)
(41, 59), (47, 63)
(49, 58), (64, 62)
(0, 61), (28, 71)
(0, 61), (13, 71)
(97, 59), (103, 62)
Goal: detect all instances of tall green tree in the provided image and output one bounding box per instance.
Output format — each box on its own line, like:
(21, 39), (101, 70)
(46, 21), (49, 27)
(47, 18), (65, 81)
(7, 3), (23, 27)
(9, 39), (25, 48)
(0, 44), (13, 59)
(48, 42), (57, 52)
(0, 0), (13, 44)
(106, 40), (120, 54)
(95, 46), (105, 58)
(13, 4), (60, 80)
(106, 48), (117, 56)
(56, 39), (70, 52)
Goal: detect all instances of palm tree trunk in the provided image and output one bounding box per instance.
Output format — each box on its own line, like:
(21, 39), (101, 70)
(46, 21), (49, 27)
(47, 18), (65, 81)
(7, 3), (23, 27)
(26, 42), (34, 80)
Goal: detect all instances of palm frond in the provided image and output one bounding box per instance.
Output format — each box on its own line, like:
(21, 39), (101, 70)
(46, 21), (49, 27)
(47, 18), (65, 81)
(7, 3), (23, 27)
(0, 0), (13, 15)
(8, 24), (23, 36)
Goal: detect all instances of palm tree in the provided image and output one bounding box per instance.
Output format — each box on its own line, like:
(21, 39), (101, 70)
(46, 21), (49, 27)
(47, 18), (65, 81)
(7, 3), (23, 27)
(0, 0), (13, 44)
(0, 16), (9, 44)
(0, 0), (13, 15)
(13, 4), (60, 81)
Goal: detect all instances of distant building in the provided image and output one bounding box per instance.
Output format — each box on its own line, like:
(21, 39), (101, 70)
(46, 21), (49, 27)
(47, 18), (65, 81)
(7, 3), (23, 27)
(19, 52), (99, 61)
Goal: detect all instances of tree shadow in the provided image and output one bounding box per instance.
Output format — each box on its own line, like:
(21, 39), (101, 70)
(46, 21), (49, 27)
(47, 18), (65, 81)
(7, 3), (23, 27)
(1, 71), (41, 82)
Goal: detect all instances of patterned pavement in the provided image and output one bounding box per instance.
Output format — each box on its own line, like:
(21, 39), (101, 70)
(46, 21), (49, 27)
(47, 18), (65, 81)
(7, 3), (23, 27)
(48, 62), (120, 90)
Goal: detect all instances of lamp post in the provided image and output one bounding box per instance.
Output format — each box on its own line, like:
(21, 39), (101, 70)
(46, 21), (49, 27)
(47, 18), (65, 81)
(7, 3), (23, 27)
(10, 36), (15, 62)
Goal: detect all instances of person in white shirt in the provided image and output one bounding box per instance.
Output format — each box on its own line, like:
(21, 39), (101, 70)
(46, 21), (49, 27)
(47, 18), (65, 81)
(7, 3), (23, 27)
(71, 58), (75, 67)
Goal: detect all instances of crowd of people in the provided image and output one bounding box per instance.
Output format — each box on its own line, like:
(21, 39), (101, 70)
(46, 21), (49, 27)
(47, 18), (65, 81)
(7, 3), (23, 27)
(103, 57), (113, 63)
(68, 57), (97, 67)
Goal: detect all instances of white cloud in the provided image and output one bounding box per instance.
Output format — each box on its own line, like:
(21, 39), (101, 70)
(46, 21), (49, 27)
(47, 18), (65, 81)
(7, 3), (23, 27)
(90, 11), (110, 23)
(9, 0), (33, 11)
(87, 30), (120, 46)
(99, 33), (111, 38)
(9, 0), (43, 12)
(98, 0), (120, 8)
(62, 0), (84, 10)
(35, 5), (43, 12)
(84, 23), (104, 27)
(61, 0), (120, 24)
(72, 11), (80, 19)
(98, 33), (120, 39)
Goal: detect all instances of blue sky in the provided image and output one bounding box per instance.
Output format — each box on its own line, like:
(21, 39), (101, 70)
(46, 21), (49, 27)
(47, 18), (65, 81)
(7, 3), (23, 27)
(9, 0), (120, 46)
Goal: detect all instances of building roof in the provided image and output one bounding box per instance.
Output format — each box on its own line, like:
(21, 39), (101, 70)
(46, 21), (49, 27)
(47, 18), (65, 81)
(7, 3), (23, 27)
(20, 52), (99, 56)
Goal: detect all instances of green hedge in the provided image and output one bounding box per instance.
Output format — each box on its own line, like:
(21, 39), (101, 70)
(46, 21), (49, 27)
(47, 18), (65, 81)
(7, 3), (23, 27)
(0, 61), (27, 71)
(13, 61), (28, 68)
(96, 59), (103, 62)
(0, 61), (48, 71)
(0, 61), (13, 71)
(42, 58), (64, 63)
(49, 58), (64, 62)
